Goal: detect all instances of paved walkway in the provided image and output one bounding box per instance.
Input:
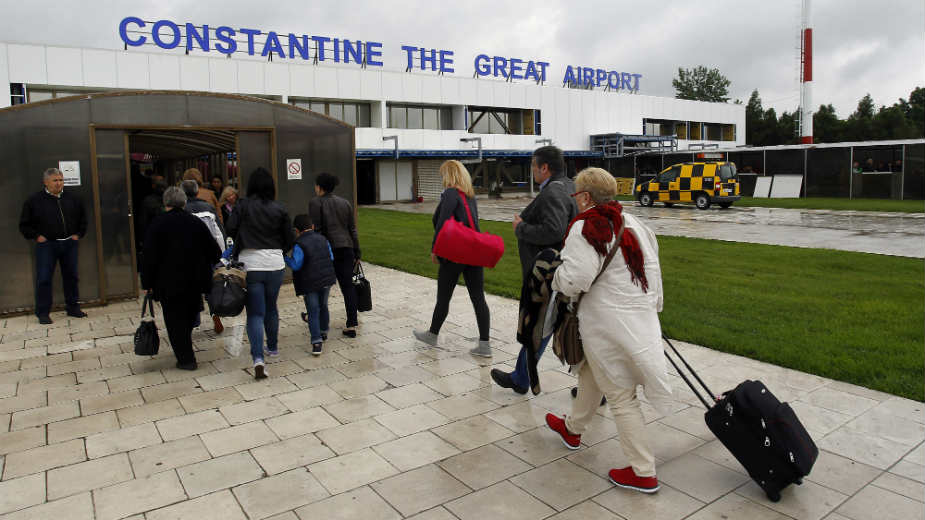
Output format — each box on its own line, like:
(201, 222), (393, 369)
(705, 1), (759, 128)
(0, 264), (922, 519)
(370, 197), (925, 258)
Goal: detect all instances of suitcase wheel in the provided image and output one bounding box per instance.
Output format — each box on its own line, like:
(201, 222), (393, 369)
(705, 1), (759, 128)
(795, 478), (803, 485)
(766, 490), (781, 502)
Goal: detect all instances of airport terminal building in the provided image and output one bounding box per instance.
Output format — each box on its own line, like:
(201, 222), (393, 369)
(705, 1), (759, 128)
(0, 18), (745, 204)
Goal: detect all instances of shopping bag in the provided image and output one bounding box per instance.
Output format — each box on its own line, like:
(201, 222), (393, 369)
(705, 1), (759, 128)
(353, 262), (372, 312)
(134, 294), (160, 356)
(432, 190), (504, 268)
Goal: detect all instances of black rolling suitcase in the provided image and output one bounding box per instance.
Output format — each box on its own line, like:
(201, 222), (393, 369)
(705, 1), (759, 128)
(663, 335), (818, 502)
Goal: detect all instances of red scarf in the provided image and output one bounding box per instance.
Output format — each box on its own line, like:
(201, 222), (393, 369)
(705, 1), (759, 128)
(566, 201), (648, 292)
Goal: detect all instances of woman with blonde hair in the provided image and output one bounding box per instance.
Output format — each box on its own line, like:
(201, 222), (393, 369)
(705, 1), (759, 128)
(413, 160), (492, 357)
(218, 186), (238, 224)
(544, 167), (671, 494)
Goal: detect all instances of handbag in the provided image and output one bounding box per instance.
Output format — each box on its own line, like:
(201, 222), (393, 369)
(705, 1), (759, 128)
(432, 190), (505, 268)
(353, 261), (373, 312)
(552, 223), (622, 365)
(209, 261), (247, 317)
(134, 294), (160, 356)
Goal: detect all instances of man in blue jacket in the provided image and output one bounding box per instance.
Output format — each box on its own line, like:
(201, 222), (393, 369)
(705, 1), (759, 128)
(19, 168), (89, 324)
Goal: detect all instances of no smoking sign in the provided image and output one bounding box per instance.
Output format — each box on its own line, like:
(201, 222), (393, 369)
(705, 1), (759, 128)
(286, 158), (302, 180)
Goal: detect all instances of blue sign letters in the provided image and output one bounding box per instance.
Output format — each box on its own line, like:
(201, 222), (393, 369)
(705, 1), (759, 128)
(117, 17), (641, 92)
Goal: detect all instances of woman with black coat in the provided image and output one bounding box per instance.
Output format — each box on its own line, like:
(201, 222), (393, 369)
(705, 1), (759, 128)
(413, 160), (492, 357)
(308, 172), (362, 338)
(225, 168), (295, 379)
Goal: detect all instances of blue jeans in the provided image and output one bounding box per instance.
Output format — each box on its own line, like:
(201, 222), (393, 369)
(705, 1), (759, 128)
(511, 335), (551, 389)
(35, 239), (80, 316)
(245, 269), (285, 362)
(304, 287), (331, 344)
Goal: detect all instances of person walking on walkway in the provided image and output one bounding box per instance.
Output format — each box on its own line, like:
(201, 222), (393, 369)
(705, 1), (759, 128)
(491, 146), (577, 393)
(181, 180), (226, 334)
(286, 214), (336, 356)
(182, 168), (223, 224)
(219, 186), (238, 224)
(19, 167), (89, 324)
(309, 172), (362, 338)
(226, 168), (295, 379)
(141, 186), (221, 370)
(544, 167), (672, 494)
(413, 160), (492, 357)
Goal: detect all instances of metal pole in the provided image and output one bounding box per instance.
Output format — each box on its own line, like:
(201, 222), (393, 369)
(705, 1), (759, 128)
(849, 145), (853, 199)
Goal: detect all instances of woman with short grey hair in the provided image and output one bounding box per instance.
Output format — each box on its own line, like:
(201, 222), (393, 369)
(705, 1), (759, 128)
(142, 185), (221, 370)
(545, 167), (671, 494)
(163, 186), (186, 209)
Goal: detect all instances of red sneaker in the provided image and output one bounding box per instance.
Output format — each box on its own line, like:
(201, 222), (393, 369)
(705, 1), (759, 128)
(608, 466), (660, 494)
(545, 413), (581, 450)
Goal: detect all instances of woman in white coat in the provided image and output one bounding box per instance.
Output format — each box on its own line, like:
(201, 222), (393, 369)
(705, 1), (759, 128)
(545, 167), (672, 494)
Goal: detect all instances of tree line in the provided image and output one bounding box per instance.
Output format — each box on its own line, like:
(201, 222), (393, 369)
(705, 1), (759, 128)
(673, 66), (924, 146)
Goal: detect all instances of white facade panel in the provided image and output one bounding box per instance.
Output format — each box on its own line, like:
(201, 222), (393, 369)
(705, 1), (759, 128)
(236, 60), (265, 95)
(457, 78), (477, 106)
(492, 81), (509, 108)
(148, 54), (180, 90)
(439, 76), (459, 105)
(81, 49), (117, 88)
(0, 44), (9, 108)
(335, 68), (362, 100)
(115, 52), (149, 89)
(400, 73), (422, 103)
(46, 47), (83, 87)
(419, 75), (440, 104)
(313, 67), (338, 98)
(289, 65), (314, 97)
(179, 57), (209, 91)
(360, 70), (380, 100)
(476, 80), (492, 106)
(381, 71), (402, 101)
(8, 44), (47, 85)
(264, 63), (288, 96)
(508, 85), (526, 109)
(209, 58), (237, 93)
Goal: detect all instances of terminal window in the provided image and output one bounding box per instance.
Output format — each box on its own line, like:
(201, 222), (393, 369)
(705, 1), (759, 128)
(292, 99), (372, 127)
(467, 107), (537, 135)
(644, 118), (735, 142)
(387, 104), (453, 130)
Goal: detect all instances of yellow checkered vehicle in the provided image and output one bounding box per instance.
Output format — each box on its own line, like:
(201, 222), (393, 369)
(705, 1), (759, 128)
(635, 161), (741, 209)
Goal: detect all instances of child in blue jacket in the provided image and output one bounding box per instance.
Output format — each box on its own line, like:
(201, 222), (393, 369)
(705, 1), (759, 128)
(286, 214), (336, 355)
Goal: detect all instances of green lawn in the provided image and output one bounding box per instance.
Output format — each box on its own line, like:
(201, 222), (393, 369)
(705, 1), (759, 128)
(359, 207), (925, 400)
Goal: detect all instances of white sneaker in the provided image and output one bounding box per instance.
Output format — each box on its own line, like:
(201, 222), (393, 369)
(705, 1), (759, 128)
(254, 361), (268, 380)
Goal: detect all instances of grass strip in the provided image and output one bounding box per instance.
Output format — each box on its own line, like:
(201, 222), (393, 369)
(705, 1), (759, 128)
(358, 207), (924, 400)
(725, 197), (922, 213)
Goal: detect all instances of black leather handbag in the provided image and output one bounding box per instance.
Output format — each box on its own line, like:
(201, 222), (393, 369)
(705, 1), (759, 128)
(353, 262), (372, 312)
(134, 294), (160, 356)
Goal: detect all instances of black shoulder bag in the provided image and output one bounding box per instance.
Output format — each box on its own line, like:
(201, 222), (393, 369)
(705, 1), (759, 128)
(134, 294), (160, 356)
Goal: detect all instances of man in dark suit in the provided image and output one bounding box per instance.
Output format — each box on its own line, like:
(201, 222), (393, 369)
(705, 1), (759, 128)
(492, 146), (578, 394)
(19, 167), (89, 324)
(141, 187), (221, 370)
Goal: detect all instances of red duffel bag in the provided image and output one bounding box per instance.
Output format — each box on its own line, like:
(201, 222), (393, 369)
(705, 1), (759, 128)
(433, 190), (505, 268)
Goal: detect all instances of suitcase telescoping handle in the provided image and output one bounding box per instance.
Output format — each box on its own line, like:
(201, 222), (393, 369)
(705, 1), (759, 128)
(662, 333), (716, 410)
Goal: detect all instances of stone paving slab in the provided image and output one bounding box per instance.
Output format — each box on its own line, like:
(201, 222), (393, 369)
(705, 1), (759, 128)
(0, 263), (921, 519)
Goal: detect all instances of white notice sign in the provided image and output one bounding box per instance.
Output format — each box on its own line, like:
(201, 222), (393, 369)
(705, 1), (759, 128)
(286, 159), (302, 180)
(59, 161), (81, 186)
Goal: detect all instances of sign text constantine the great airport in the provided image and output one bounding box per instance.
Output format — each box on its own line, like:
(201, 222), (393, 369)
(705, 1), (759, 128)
(119, 17), (642, 92)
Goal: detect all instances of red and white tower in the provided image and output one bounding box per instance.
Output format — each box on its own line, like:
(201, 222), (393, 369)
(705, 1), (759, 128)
(800, 0), (813, 144)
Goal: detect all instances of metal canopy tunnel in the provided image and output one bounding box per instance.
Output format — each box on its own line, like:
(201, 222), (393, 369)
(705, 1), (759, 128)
(0, 91), (355, 315)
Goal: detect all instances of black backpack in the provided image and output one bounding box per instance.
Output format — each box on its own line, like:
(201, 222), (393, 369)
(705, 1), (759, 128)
(134, 295), (160, 356)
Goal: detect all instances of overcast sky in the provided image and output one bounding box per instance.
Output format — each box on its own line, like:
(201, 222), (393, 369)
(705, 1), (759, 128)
(1, 0), (922, 117)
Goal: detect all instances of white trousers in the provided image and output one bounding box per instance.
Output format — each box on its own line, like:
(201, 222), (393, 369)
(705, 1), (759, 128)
(565, 356), (656, 477)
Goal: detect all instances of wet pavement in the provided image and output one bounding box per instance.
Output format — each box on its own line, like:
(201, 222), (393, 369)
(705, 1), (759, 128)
(370, 197), (925, 258)
(0, 264), (922, 520)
